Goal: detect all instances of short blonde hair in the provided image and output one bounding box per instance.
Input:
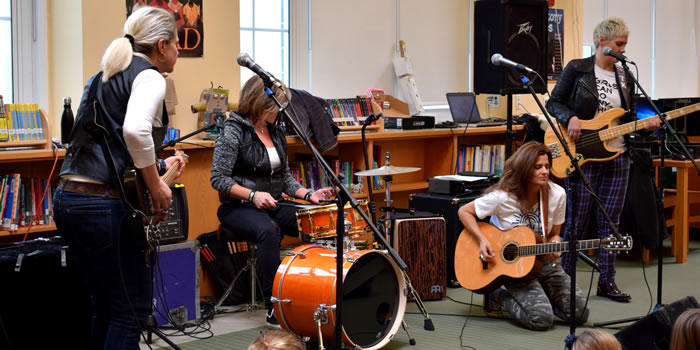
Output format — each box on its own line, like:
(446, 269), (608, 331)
(593, 18), (629, 48)
(571, 330), (622, 350)
(238, 75), (291, 122)
(671, 308), (700, 350)
(248, 330), (304, 350)
(101, 6), (176, 81)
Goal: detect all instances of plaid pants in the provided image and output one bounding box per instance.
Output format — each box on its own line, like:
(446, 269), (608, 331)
(561, 155), (630, 283)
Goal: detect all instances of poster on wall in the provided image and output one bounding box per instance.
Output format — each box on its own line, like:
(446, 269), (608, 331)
(126, 0), (204, 57)
(547, 8), (563, 81)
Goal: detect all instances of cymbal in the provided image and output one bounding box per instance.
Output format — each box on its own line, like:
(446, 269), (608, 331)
(355, 165), (421, 176)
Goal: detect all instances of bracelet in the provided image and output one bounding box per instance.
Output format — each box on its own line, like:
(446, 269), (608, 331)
(248, 190), (257, 202)
(303, 191), (312, 202)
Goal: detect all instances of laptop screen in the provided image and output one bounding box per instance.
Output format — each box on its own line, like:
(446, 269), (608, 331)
(446, 92), (481, 123)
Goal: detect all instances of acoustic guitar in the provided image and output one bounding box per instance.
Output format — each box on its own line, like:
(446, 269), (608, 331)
(545, 102), (700, 178)
(454, 222), (632, 294)
(123, 149), (188, 223)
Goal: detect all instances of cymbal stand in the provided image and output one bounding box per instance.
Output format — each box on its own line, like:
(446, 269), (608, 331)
(380, 153), (435, 332)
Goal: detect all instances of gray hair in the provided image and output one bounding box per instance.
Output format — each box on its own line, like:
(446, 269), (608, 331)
(101, 6), (176, 81)
(593, 17), (630, 48)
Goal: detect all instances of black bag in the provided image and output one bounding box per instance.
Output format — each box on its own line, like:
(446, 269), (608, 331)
(196, 231), (252, 306)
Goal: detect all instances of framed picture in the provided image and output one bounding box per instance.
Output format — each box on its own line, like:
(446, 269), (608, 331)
(547, 8), (564, 81)
(126, 0), (204, 57)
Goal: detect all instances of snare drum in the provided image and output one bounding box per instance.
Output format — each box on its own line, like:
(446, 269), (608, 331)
(296, 200), (369, 240)
(272, 244), (407, 350)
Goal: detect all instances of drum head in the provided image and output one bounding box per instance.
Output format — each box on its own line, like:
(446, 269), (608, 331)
(342, 252), (400, 348)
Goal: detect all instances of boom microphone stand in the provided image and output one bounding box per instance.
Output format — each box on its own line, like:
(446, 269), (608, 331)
(261, 84), (408, 350)
(593, 59), (700, 327)
(517, 70), (626, 337)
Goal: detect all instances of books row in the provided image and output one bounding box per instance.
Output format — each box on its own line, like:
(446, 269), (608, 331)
(0, 174), (54, 231)
(0, 100), (45, 142)
(289, 158), (362, 194)
(457, 144), (507, 174)
(326, 97), (374, 127)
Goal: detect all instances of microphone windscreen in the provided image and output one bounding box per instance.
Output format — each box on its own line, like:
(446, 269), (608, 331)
(236, 52), (250, 66)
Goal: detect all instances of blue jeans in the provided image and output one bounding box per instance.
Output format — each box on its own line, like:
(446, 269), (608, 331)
(53, 189), (151, 350)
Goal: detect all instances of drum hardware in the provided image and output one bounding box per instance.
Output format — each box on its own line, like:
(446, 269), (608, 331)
(270, 296), (291, 304)
(357, 153), (436, 333)
(285, 251), (306, 258)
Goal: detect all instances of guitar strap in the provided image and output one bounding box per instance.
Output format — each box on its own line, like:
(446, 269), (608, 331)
(539, 183), (550, 239)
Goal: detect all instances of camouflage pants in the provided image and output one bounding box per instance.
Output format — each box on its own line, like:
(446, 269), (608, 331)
(498, 262), (590, 330)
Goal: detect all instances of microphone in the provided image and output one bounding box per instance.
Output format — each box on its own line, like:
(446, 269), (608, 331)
(236, 52), (282, 89)
(602, 47), (634, 64)
(490, 53), (535, 73)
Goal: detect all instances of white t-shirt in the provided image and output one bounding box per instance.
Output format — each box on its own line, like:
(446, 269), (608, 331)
(474, 182), (566, 237)
(266, 146), (281, 172)
(594, 63), (624, 150)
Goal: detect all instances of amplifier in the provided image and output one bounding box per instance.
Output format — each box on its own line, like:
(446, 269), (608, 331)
(153, 183), (189, 245)
(153, 240), (201, 327)
(393, 215), (446, 300)
(384, 115), (435, 130)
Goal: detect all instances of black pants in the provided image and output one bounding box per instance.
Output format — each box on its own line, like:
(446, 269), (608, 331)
(217, 200), (299, 309)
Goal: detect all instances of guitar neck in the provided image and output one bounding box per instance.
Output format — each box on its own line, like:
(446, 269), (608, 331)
(160, 163), (179, 185)
(600, 102), (700, 141)
(518, 239), (600, 257)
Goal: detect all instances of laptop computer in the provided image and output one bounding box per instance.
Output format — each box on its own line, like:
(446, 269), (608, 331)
(442, 92), (506, 127)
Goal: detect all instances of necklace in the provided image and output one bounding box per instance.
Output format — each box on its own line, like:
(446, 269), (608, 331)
(254, 126), (265, 133)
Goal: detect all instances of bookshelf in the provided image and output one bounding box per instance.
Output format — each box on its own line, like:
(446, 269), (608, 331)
(0, 109), (63, 237)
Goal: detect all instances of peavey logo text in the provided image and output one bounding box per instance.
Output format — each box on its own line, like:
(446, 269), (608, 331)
(517, 22), (533, 35)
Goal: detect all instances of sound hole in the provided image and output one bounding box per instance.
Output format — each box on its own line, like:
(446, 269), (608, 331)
(502, 243), (519, 262)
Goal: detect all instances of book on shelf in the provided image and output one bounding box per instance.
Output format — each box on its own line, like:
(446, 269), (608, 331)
(326, 96), (374, 127)
(1, 103), (44, 143)
(457, 144), (507, 175)
(0, 173), (55, 231)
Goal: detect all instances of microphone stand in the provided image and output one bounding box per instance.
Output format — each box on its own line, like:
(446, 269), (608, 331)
(518, 71), (625, 337)
(361, 113), (381, 224)
(593, 60), (700, 327)
(157, 112), (226, 152)
(262, 85), (407, 350)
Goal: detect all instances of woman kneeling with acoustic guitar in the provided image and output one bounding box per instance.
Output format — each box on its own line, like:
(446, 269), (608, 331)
(457, 142), (589, 330)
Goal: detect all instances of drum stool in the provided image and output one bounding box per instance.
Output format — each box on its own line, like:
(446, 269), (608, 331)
(214, 225), (264, 312)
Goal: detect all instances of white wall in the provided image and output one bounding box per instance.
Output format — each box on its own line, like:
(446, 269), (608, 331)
(300, 0), (698, 111)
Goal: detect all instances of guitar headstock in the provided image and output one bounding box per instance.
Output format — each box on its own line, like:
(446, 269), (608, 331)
(174, 149), (190, 164)
(600, 235), (633, 251)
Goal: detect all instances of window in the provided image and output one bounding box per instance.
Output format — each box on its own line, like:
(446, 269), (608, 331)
(240, 0), (289, 87)
(1, 0), (11, 102)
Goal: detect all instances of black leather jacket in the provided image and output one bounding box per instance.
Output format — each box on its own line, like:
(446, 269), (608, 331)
(210, 113), (303, 200)
(546, 55), (635, 125)
(60, 56), (167, 185)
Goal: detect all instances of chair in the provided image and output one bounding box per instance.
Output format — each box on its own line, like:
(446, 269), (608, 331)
(214, 225), (264, 312)
(642, 189), (700, 263)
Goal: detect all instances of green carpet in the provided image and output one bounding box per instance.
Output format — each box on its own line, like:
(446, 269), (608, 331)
(161, 238), (700, 349)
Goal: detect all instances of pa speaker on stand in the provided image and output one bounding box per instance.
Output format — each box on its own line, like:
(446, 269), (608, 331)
(473, 0), (549, 94)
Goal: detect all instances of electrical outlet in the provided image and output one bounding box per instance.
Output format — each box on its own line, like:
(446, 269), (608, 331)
(516, 96), (521, 110)
(487, 95), (500, 108)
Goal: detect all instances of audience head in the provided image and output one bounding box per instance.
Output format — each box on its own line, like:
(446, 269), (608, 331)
(238, 75), (290, 123)
(565, 330), (622, 350)
(671, 308), (700, 350)
(248, 329), (304, 350)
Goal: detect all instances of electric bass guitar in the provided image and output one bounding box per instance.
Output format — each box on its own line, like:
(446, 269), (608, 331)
(545, 103), (700, 178)
(454, 222), (632, 294)
(122, 149), (188, 223)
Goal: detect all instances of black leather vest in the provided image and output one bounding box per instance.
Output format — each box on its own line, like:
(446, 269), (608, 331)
(60, 56), (168, 185)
